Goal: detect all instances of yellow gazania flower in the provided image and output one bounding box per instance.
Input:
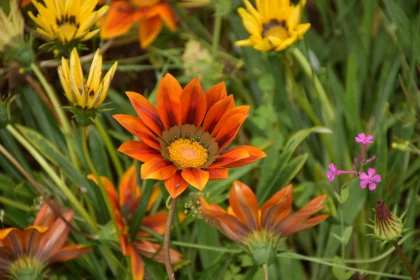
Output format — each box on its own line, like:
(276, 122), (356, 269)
(0, 0), (24, 52)
(58, 48), (118, 110)
(28, 0), (108, 44)
(236, 0), (310, 52)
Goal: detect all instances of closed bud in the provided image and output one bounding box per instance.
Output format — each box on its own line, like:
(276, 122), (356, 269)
(373, 201), (403, 242)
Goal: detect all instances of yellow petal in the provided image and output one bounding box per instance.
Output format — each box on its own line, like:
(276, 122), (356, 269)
(238, 8), (262, 35)
(243, 0), (263, 25)
(294, 23), (311, 36)
(86, 49), (102, 94)
(235, 39), (254, 46)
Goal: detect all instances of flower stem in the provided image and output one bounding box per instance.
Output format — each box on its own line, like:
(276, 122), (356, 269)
(7, 124), (97, 231)
(392, 241), (418, 280)
(81, 127), (116, 226)
(361, 144), (366, 163)
(164, 197), (178, 280)
(211, 7), (223, 60)
(95, 117), (123, 178)
(340, 204), (345, 259)
(262, 264), (269, 280)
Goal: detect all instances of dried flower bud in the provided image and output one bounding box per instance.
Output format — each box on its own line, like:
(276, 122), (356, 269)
(374, 201), (403, 241)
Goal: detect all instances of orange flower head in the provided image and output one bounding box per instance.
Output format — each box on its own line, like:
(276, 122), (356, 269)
(88, 166), (182, 280)
(100, 0), (177, 48)
(114, 74), (266, 198)
(199, 181), (328, 265)
(0, 203), (91, 279)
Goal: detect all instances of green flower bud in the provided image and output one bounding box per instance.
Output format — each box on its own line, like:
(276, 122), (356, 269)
(374, 201), (403, 242)
(244, 231), (280, 266)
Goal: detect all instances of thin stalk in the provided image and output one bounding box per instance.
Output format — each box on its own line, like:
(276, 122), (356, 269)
(211, 8), (223, 60)
(81, 127), (116, 226)
(30, 63), (78, 167)
(392, 241), (418, 280)
(0, 195), (31, 212)
(95, 118), (123, 178)
(6, 124), (97, 231)
(164, 197), (178, 280)
(340, 203), (345, 259)
(262, 264), (269, 280)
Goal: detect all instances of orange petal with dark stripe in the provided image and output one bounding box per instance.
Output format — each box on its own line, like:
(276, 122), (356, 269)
(164, 171), (189, 198)
(157, 73), (183, 129)
(118, 141), (162, 163)
(87, 175), (119, 209)
(202, 95), (235, 133)
(113, 114), (160, 150)
(34, 203), (56, 227)
(139, 16), (163, 48)
(133, 241), (182, 264)
(283, 214), (329, 236)
(129, 246), (145, 280)
(223, 146), (266, 168)
(205, 82), (228, 111)
(118, 165), (141, 213)
(229, 181), (259, 230)
(261, 185), (293, 230)
(153, 3), (177, 31)
(141, 157), (177, 180)
(140, 211), (168, 236)
(49, 244), (92, 264)
(181, 168), (209, 191)
(126, 91), (164, 136)
(207, 168), (228, 180)
(180, 77), (207, 127)
(100, 2), (138, 39)
(209, 147), (250, 168)
(211, 105), (249, 137)
(215, 113), (249, 150)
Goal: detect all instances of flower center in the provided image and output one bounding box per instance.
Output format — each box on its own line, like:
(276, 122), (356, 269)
(262, 20), (289, 40)
(8, 256), (46, 280)
(168, 139), (208, 168)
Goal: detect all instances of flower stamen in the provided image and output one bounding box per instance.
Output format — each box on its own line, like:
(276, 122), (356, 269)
(168, 139), (208, 168)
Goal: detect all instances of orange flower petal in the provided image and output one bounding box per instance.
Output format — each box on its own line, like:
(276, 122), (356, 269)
(139, 15), (162, 48)
(126, 91), (164, 137)
(119, 165), (141, 213)
(34, 203), (56, 227)
(87, 175), (119, 209)
(118, 140), (162, 163)
(211, 105), (249, 137)
(20, 0), (31, 7)
(0, 228), (18, 240)
(129, 246), (145, 280)
(207, 168), (228, 180)
(156, 3), (177, 31)
(181, 168), (209, 191)
(205, 82), (228, 111)
(22, 227), (44, 254)
(141, 157), (177, 180)
(283, 214), (329, 236)
(140, 211), (168, 236)
(133, 241), (182, 264)
(223, 146), (266, 168)
(215, 112), (249, 150)
(156, 73), (182, 129)
(145, 186), (161, 211)
(209, 147), (250, 168)
(229, 181), (259, 230)
(113, 114), (160, 150)
(260, 185), (293, 230)
(180, 77), (207, 127)
(49, 244), (92, 264)
(164, 171), (189, 198)
(100, 2), (138, 39)
(202, 95), (235, 133)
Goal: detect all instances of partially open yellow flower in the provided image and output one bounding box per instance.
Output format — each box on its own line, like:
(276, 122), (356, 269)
(28, 0), (108, 44)
(58, 48), (117, 111)
(236, 0), (310, 52)
(0, 0), (24, 52)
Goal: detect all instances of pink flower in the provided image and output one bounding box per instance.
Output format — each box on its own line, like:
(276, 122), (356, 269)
(326, 163), (338, 182)
(355, 133), (374, 144)
(359, 168), (381, 191)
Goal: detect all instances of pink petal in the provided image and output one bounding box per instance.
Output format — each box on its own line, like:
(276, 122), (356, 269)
(328, 163), (336, 171)
(372, 175), (381, 183)
(366, 135), (374, 141)
(359, 172), (368, 180)
(368, 183), (376, 191)
(359, 180), (368, 189)
(326, 171), (335, 182)
(367, 168), (376, 177)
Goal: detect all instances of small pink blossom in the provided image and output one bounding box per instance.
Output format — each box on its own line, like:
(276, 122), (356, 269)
(326, 163), (338, 182)
(359, 168), (381, 191)
(355, 133), (374, 144)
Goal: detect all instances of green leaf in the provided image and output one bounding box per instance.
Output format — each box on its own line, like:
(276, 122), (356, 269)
(332, 256), (354, 280)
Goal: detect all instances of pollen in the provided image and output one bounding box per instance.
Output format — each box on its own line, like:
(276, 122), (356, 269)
(168, 139), (208, 168)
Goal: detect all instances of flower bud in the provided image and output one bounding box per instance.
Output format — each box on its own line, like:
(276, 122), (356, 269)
(374, 201), (403, 241)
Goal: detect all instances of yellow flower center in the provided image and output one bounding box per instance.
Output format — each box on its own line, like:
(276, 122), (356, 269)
(168, 139), (208, 168)
(262, 20), (289, 40)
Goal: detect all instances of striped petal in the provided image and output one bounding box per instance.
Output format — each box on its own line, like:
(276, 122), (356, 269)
(209, 147), (250, 168)
(223, 146), (266, 168)
(48, 244), (92, 264)
(140, 211), (168, 236)
(141, 157), (177, 180)
(261, 184), (293, 230)
(181, 168), (209, 191)
(207, 168), (228, 180)
(100, 2), (138, 39)
(205, 82), (228, 111)
(180, 77), (207, 127)
(202, 95), (235, 134)
(133, 241), (182, 264)
(156, 73), (183, 129)
(229, 181), (259, 230)
(215, 112), (249, 150)
(164, 171), (189, 198)
(139, 16), (163, 48)
(118, 141), (162, 163)
(128, 246), (145, 280)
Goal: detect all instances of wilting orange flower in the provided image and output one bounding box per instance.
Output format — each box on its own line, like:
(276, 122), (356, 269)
(114, 74), (266, 198)
(0, 203), (91, 278)
(88, 165), (182, 280)
(200, 181), (328, 265)
(100, 0), (176, 48)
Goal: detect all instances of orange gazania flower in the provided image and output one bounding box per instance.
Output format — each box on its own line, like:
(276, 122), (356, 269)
(100, 0), (176, 48)
(114, 74), (266, 198)
(0, 203), (91, 278)
(88, 165), (182, 280)
(200, 181), (328, 265)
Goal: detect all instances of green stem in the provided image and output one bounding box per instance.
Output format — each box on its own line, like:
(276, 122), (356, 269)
(262, 264), (269, 280)
(291, 48), (334, 123)
(6, 124), (97, 231)
(0, 196), (31, 211)
(164, 197), (178, 280)
(340, 203), (345, 259)
(81, 127), (116, 226)
(212, 8), (223, 60)
(278, 252), (412, 280)
(171, 241), (242, 254)
(392, 241), (418, 280)
(30, 63), (78, 167)
(95, 118), (123, 178)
